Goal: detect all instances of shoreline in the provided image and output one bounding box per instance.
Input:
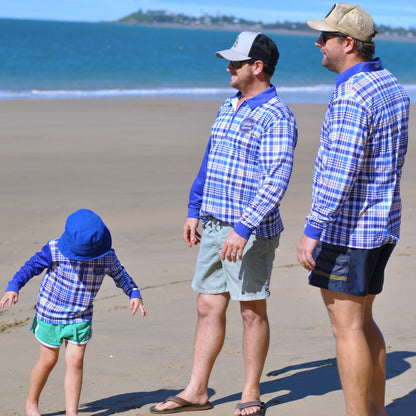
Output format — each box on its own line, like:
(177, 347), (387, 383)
(1, 83), (415, 103)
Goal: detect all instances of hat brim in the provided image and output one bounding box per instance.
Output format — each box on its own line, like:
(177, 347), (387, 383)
(57, 226), (112, 261)
(216, 49), (252, 61)
(307, 19), (338, 33)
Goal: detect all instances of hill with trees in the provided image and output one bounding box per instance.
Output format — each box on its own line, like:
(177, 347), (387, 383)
(115, 9), (415, 40)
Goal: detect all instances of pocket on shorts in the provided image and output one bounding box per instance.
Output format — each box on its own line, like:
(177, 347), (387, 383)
(314, 243), (351, 280)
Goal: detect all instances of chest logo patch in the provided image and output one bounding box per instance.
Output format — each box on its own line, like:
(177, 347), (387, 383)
(240, 117), (256, 134)
(94, 265), (104, 276)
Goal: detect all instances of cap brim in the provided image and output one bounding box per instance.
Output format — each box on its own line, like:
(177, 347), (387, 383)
(216, 49), (251, 61)
(307, 19), (337, 33)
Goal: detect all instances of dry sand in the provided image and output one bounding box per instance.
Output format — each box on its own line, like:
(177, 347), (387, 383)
(0, 98), (415, 416)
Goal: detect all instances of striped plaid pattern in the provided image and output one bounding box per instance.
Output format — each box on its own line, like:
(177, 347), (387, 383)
(36, 239), (140, 324)
(306, 64), (409, 248)
(200, 90), (297, 237)
(7, 239), (141, 325)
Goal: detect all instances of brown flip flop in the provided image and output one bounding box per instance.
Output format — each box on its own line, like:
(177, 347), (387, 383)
(150, 395), (213, 414)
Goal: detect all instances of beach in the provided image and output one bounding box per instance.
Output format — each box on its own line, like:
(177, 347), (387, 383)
(0, 98), (415, 416)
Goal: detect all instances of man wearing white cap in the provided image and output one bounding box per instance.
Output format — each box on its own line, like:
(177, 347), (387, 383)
(297, 3), (409, 415)
(151, 32), (297, 416)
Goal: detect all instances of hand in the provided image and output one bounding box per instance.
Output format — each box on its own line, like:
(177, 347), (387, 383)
(297, 234), (319, 271)
(0, 291), (19, 309)
(221, 230), (248, 262)
(183, 217), (201, 247)
(130, 298), (147, 317)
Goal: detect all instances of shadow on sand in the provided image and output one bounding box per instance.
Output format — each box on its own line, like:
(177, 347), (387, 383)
(44, 351), (414, 415)
(44, 388), (216, 416)
(213, 350), (416, 414)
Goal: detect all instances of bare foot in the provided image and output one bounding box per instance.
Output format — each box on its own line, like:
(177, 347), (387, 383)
(25, 401), (41, 416)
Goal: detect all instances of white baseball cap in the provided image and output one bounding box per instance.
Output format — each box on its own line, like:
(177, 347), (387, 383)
(216, 31), (279, 67)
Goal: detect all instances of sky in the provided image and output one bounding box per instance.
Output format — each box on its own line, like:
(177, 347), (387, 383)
(0, 0), (415, 29)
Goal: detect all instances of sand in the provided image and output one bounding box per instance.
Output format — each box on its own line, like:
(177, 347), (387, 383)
(0, 98), (415, 416)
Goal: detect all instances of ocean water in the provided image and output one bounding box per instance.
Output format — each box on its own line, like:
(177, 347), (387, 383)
(0, 18), (415, 102)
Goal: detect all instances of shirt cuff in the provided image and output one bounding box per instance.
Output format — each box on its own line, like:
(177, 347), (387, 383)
(304, 223), (322, 240)
(233, 222), (252, 240)
(5, 282), (20, 293)
(187, 207), (200, 219)
(130, 288), (142, 299)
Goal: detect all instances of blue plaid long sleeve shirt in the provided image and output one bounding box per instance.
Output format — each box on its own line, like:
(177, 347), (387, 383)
(304, 59), (409, 248)
(6, 239), (141, 324)
(188, 86), (297, 239)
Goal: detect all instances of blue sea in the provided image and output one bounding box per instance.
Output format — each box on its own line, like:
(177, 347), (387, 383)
(1, 18), (415, 103)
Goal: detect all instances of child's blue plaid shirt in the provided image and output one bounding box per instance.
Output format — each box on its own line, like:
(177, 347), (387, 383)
(6, 239), (141, 324)
(188, 86), (298, 239)
(304, 58), (409, 248)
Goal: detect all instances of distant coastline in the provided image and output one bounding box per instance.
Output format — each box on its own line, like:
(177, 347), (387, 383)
(0, 17), (415, 102)
(111, 9), (416, 43)
(109, 21), (416, 43)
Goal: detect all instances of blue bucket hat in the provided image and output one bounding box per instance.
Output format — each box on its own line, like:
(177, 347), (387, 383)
(58, 209), (112, 261)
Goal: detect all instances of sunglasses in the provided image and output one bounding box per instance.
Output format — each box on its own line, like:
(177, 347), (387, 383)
(318, 32), (346, 44)
(229, 59), (255, 69)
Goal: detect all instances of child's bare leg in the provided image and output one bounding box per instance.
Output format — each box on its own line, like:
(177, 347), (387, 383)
(25, 344), (60, 416)
(64, 341), (87, 416)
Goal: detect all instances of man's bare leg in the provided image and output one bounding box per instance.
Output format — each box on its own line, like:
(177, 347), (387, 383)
(152, 293), (230, 412)
(363, 295), (388, 416)
(234, 299), (269, 416)
(322, 289), (371, 416)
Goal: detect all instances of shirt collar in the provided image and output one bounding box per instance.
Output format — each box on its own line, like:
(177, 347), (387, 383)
(335, 58), (383, 87)
(230, 85), (277, 110)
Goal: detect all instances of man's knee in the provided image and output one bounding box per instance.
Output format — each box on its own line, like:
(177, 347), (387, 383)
(240, 300), (268, 326)
(197, 293), (229, 319)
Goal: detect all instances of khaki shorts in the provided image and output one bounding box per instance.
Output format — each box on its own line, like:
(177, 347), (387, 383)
(192, 217), (279, 301)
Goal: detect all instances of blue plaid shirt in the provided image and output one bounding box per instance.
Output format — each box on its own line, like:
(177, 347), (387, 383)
(188, 86), (297, 239)
(304, 58), (409, 248)
(6, 239), (141, 324)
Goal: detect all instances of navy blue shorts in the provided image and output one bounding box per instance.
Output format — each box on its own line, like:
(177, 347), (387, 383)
(309, 242), (395, 296)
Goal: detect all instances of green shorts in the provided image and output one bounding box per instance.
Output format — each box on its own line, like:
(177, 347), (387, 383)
(31, 317), (92, 348)
(192, 217), (279, 301)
